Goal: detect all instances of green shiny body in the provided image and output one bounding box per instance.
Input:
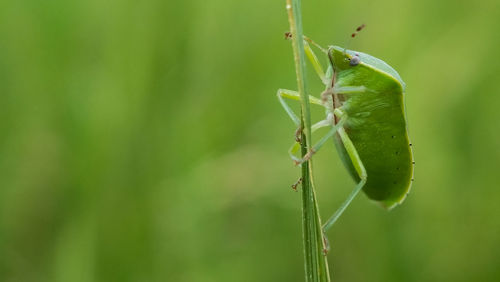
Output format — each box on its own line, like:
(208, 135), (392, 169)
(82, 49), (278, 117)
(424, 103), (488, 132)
(330, 46), (414, 209)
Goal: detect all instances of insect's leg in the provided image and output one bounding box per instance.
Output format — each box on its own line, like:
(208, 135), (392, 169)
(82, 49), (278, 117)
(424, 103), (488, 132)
(311, 115), (333, 131)
(277, 89), (300, 125)
(322, 109), (367, 232)
(277, 89), (324, 125)
(289, 116), (334, 164)
(288, 141), (301, 163)
(334, 85), (377, 95)
(278, 89), (328, 164)
(294, 110), (347, 165)
(304, 42), (328, 85)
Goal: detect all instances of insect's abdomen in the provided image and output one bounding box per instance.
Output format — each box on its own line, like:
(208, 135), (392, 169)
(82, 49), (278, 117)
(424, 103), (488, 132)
(334, 68), (413, 209)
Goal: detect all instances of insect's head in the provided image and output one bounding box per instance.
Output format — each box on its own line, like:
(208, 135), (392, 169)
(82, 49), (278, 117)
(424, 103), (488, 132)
(328, 46), (361, 71)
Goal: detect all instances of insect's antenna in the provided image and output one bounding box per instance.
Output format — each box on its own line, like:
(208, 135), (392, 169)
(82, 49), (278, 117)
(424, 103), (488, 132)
(343, 24), (366, 55)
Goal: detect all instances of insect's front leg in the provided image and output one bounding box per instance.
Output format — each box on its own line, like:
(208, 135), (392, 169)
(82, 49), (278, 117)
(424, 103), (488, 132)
(285, 33), (329, 85)
(304, 42), (330, 85)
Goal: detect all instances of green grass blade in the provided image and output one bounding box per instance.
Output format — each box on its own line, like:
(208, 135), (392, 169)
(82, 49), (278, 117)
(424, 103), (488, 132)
(285, 0), (331, 281)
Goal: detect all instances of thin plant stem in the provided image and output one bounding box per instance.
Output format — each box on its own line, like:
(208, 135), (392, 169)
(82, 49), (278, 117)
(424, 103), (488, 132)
(285, 0), (331, 281)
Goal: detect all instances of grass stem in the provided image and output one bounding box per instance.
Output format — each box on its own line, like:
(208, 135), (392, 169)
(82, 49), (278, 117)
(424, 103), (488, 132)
(285, 0), (331, 281)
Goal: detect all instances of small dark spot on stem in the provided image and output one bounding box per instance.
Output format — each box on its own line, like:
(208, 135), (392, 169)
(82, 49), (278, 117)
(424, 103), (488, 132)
(395, 151), (399, 155)
(392, 135), (395, 139)
(393, 181), (397, 185)
(396, 167), (400, 170)
(412, 161), (415, 164)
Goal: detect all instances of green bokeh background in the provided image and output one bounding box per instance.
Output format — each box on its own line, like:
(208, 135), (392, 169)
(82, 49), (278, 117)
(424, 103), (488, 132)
(1, 0), (499, 281)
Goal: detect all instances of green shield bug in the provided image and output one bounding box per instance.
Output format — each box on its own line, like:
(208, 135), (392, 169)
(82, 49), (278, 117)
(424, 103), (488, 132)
(277, 25), (414, 232)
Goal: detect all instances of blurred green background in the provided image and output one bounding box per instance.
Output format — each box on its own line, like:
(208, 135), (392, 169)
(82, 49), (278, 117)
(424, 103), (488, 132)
(1, 0), (499, 281)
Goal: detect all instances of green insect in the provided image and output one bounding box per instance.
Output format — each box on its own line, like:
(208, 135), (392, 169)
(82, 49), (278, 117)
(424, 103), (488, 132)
(278, 25), (414, 232)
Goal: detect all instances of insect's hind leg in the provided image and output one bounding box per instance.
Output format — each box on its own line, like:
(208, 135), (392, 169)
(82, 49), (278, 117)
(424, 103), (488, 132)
(322, 109), (367, 233)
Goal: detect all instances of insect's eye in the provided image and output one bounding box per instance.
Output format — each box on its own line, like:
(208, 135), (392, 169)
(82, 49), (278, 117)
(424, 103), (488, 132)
(349, 55), (361, 66)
